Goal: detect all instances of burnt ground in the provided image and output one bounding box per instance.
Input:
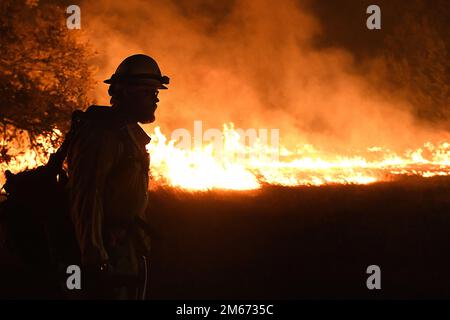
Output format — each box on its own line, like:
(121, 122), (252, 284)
(146, 176), (450, 299)
(0, 176), (449, 299)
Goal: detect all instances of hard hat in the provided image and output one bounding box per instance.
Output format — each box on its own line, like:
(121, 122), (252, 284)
(104, 54), (170, 89)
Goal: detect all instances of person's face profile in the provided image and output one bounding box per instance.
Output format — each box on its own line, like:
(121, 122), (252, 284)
(124, 84), (160, 123)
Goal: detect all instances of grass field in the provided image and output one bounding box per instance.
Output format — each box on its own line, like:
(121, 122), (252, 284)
(146, 176), (450, 299)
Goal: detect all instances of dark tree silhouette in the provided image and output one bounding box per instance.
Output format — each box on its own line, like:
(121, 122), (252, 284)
(0, 0), (95, 164)
(384, 0), (450, 125)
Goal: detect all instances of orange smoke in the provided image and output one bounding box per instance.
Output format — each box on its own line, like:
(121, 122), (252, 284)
(83, 0), (448, 148)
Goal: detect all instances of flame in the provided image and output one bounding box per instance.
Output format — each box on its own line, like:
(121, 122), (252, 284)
(1, 124), (449, 192)
(146, 124), (450, 191)
(0, 128), (60, 189)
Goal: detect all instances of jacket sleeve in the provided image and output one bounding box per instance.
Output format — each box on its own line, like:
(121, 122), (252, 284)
(67, 123), (122, 267)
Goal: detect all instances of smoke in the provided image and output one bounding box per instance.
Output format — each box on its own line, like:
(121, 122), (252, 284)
(81, 0), (449, 152)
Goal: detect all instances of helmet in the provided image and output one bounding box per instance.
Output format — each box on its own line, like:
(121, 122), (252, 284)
(104, 54), (170, 89)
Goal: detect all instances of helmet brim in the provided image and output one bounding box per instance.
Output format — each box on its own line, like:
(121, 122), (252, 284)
(104, 78), (168, 89)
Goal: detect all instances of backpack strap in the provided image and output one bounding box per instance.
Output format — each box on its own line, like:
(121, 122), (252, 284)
(46, 110), (85, 175)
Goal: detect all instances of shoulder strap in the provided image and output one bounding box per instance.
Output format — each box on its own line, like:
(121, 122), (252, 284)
(46, 110), (86, 174)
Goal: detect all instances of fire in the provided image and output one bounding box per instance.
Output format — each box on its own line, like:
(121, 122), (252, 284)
(146, 124), (450, 191)
(0, 127), (60, 188)
(1, 124), (449, 192)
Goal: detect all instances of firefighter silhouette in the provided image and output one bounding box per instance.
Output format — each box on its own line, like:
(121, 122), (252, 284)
(67, 54), (169, 299)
